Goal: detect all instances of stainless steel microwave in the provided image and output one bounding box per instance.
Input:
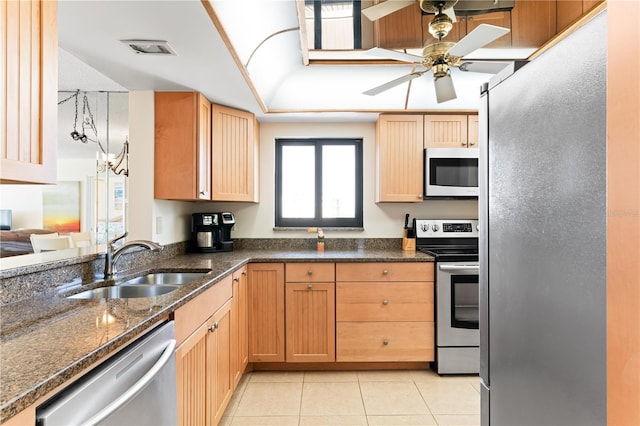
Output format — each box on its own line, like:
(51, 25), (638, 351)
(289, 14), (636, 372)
(424, 148), (479, 197)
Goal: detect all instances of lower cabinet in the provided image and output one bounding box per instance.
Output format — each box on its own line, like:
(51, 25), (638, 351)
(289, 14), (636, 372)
(285, 263), (335, 362)
(231, 266), (248, 388)
(247, 263), (285, 362)
(335, 262), (435, 362)
(174, 275), (233, 426)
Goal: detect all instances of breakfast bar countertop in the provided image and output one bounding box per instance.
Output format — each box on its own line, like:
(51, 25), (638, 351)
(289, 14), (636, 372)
(0, 248), (433, 423)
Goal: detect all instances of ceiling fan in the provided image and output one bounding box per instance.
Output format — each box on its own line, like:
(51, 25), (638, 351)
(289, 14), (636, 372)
(362, 0), (511, 103)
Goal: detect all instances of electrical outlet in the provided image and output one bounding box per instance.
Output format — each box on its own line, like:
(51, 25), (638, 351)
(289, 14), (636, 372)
(155, 216), (163, 235)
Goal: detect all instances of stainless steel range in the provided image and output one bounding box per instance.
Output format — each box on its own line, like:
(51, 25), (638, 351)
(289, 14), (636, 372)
(415, 219), (479, 375)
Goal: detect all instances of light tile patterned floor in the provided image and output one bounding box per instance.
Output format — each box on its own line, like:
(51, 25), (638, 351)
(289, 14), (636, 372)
(221, 369), (480, 426)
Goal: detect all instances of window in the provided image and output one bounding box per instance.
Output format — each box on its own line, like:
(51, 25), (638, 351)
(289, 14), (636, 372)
(304, 0), (370, 50)
(275, 138), (363, 228)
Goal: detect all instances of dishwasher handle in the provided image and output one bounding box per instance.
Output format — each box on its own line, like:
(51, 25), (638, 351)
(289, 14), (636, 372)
(439, 264), (480, 272)
(83, 338), (177, 426)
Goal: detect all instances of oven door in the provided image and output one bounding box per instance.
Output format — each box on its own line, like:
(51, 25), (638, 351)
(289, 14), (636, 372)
(424, 148), (479, 197)
(437, 261), (480, 347)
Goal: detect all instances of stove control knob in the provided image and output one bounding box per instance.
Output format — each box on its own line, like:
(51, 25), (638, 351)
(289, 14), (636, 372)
(421, 224), (429, 232)
(432, 224), (439, 232)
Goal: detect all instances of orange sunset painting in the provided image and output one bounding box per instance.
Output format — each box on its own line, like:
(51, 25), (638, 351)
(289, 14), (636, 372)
(42, 181), (81, 233)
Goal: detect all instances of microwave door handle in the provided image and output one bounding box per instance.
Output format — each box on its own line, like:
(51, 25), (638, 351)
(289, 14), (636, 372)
(438, 264), (480, 272)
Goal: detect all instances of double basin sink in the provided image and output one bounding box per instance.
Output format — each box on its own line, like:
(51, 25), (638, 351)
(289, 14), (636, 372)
(67, 272), (210, 300)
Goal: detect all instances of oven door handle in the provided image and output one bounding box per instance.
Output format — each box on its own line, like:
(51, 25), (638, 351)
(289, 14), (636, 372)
(439, 264), (479, 272)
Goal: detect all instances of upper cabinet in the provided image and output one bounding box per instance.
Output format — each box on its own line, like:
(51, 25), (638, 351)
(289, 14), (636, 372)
(211, 104), (259, 202)
(1, 0), (58, 184)
(154, 93), (259, 202)
(155, 91), (211, 201)
(510, 0), (556, 48)
(375, 114), (424, 203)
(556, 0), (603, 32)
(424, 114), (478, 148)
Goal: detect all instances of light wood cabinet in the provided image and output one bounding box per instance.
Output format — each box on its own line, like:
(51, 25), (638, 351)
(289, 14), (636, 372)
(154, 91), (211, 201)
(230, 266), (248, 388)
(335, 262), (435, 362)
(511, 0), (557, 48)
(211, 104), (259, 202)
(285, 263), (335, 363)
(556, 0), (603, 32)
(247, 263), (285, 362)
(1, 0), (58, 184)
(424, 114), (478, 148)
(174, 275), (233, 426)
(375, 114), (424, 203)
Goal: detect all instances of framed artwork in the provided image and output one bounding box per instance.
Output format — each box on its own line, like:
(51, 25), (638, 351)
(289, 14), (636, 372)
(42, 181), (81, 233)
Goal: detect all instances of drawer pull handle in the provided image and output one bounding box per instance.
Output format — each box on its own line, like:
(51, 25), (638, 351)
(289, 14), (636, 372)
(307, 270), (313, 275)
(382, 300), (389, 305)
(383, 339), (389, 346)
(308, 284), (313, 290)
(209, 322), (219, 333)
(382, 269), (388, 275)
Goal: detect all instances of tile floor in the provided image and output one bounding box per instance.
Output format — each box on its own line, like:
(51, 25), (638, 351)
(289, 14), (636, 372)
(221, 369), (480, 425)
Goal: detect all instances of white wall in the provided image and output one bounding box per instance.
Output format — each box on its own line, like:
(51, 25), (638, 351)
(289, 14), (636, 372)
(196, 122), (478, 240)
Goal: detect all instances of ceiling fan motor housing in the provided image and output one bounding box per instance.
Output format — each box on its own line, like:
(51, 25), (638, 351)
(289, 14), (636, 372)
(419, 0), (459, 14)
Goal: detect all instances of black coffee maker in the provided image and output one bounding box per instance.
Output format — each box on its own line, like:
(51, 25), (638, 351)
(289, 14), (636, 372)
(191, 212), (235, 253)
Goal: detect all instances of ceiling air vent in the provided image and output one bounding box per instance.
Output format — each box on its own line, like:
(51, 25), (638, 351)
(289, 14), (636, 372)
(121, 40), (177, 55)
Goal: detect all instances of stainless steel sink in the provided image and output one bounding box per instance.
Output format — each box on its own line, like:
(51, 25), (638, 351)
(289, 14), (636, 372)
(120, 272), (208, 286)
(68, 284), (180, 299)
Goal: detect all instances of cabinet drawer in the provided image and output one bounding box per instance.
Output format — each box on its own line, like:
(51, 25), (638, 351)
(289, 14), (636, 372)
(336, 262), (433, 282)
(336, 322), (434, 362)
(336, 282), (433, 322)
(286, 263), (335, 282)
(174, 275), (233, 346)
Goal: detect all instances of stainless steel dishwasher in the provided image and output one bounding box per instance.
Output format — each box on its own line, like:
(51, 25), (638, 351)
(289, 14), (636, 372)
(36, 321), (177, 425)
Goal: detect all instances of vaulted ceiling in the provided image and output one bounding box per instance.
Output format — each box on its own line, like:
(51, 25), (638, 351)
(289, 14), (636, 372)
(58, 1), (531, 122)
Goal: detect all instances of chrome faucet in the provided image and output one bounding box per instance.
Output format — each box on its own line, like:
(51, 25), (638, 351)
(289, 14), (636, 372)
(104, 232), (164, 278)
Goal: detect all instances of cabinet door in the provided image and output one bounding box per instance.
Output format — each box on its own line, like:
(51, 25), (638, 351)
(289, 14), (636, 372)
(247, 263), (285, 362)
(197, 94), (212, 200)
(1, 0), (57, 184)
(376, 114), (424, 202)
(208, 300), (232, 426)
(230, 267), (248, 388)
(155, 92), (212, 200)
(511, 0), (557, 48)
(211, 104), (258, 202)
(424, 115), (469, 148)
(285, 282), (335, 363)
(176, 319), (208, 426)
(467, 115), (479, 148)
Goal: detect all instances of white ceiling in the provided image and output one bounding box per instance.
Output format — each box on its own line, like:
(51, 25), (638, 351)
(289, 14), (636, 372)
(57, 0), (526, 123)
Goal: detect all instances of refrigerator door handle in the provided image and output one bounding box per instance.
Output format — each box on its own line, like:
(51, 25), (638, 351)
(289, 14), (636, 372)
(438, 264), (480, 272)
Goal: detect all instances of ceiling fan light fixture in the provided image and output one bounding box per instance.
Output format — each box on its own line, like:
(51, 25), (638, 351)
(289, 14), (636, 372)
(432, 62), (450, 79)
(428, 13), (454, 39)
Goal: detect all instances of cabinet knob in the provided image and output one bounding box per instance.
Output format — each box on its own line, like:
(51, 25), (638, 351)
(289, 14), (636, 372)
(233, 277), (240, 282)
(461, 142), (467, 146)
(208, 322), (219, 333)
(382, 300), (389, 305)
(383, 269), (388, 275)
(242, 271), (247, 276)
(200, 191), (206, 195)
(469, 141), (476, 146)
(417, 194), (422, 199)
(383, 339), (389, 346)
(307, 270), (313, 275)
(308, 284), (313, 290)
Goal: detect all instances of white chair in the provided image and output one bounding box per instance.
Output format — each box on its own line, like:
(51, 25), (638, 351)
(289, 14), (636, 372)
(30, 234), (72, 253)
(70, 231), (93, 248)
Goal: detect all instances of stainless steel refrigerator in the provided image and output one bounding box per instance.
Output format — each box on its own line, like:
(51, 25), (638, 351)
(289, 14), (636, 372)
(478, 10), (607, 426)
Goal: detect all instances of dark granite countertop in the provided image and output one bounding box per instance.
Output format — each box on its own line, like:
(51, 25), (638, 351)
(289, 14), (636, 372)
(0, 248), (433, 423)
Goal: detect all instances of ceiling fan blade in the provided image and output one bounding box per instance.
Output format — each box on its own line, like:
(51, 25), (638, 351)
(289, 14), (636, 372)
(361, 0), (415, 21)
(447, 24), (510, 58)
(443, 7), (456, 23)
(434, 74), (457, 103)
(363, 71), (425, 96)
(364, 47), (424, 64)
(458, 61), (510, 74)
